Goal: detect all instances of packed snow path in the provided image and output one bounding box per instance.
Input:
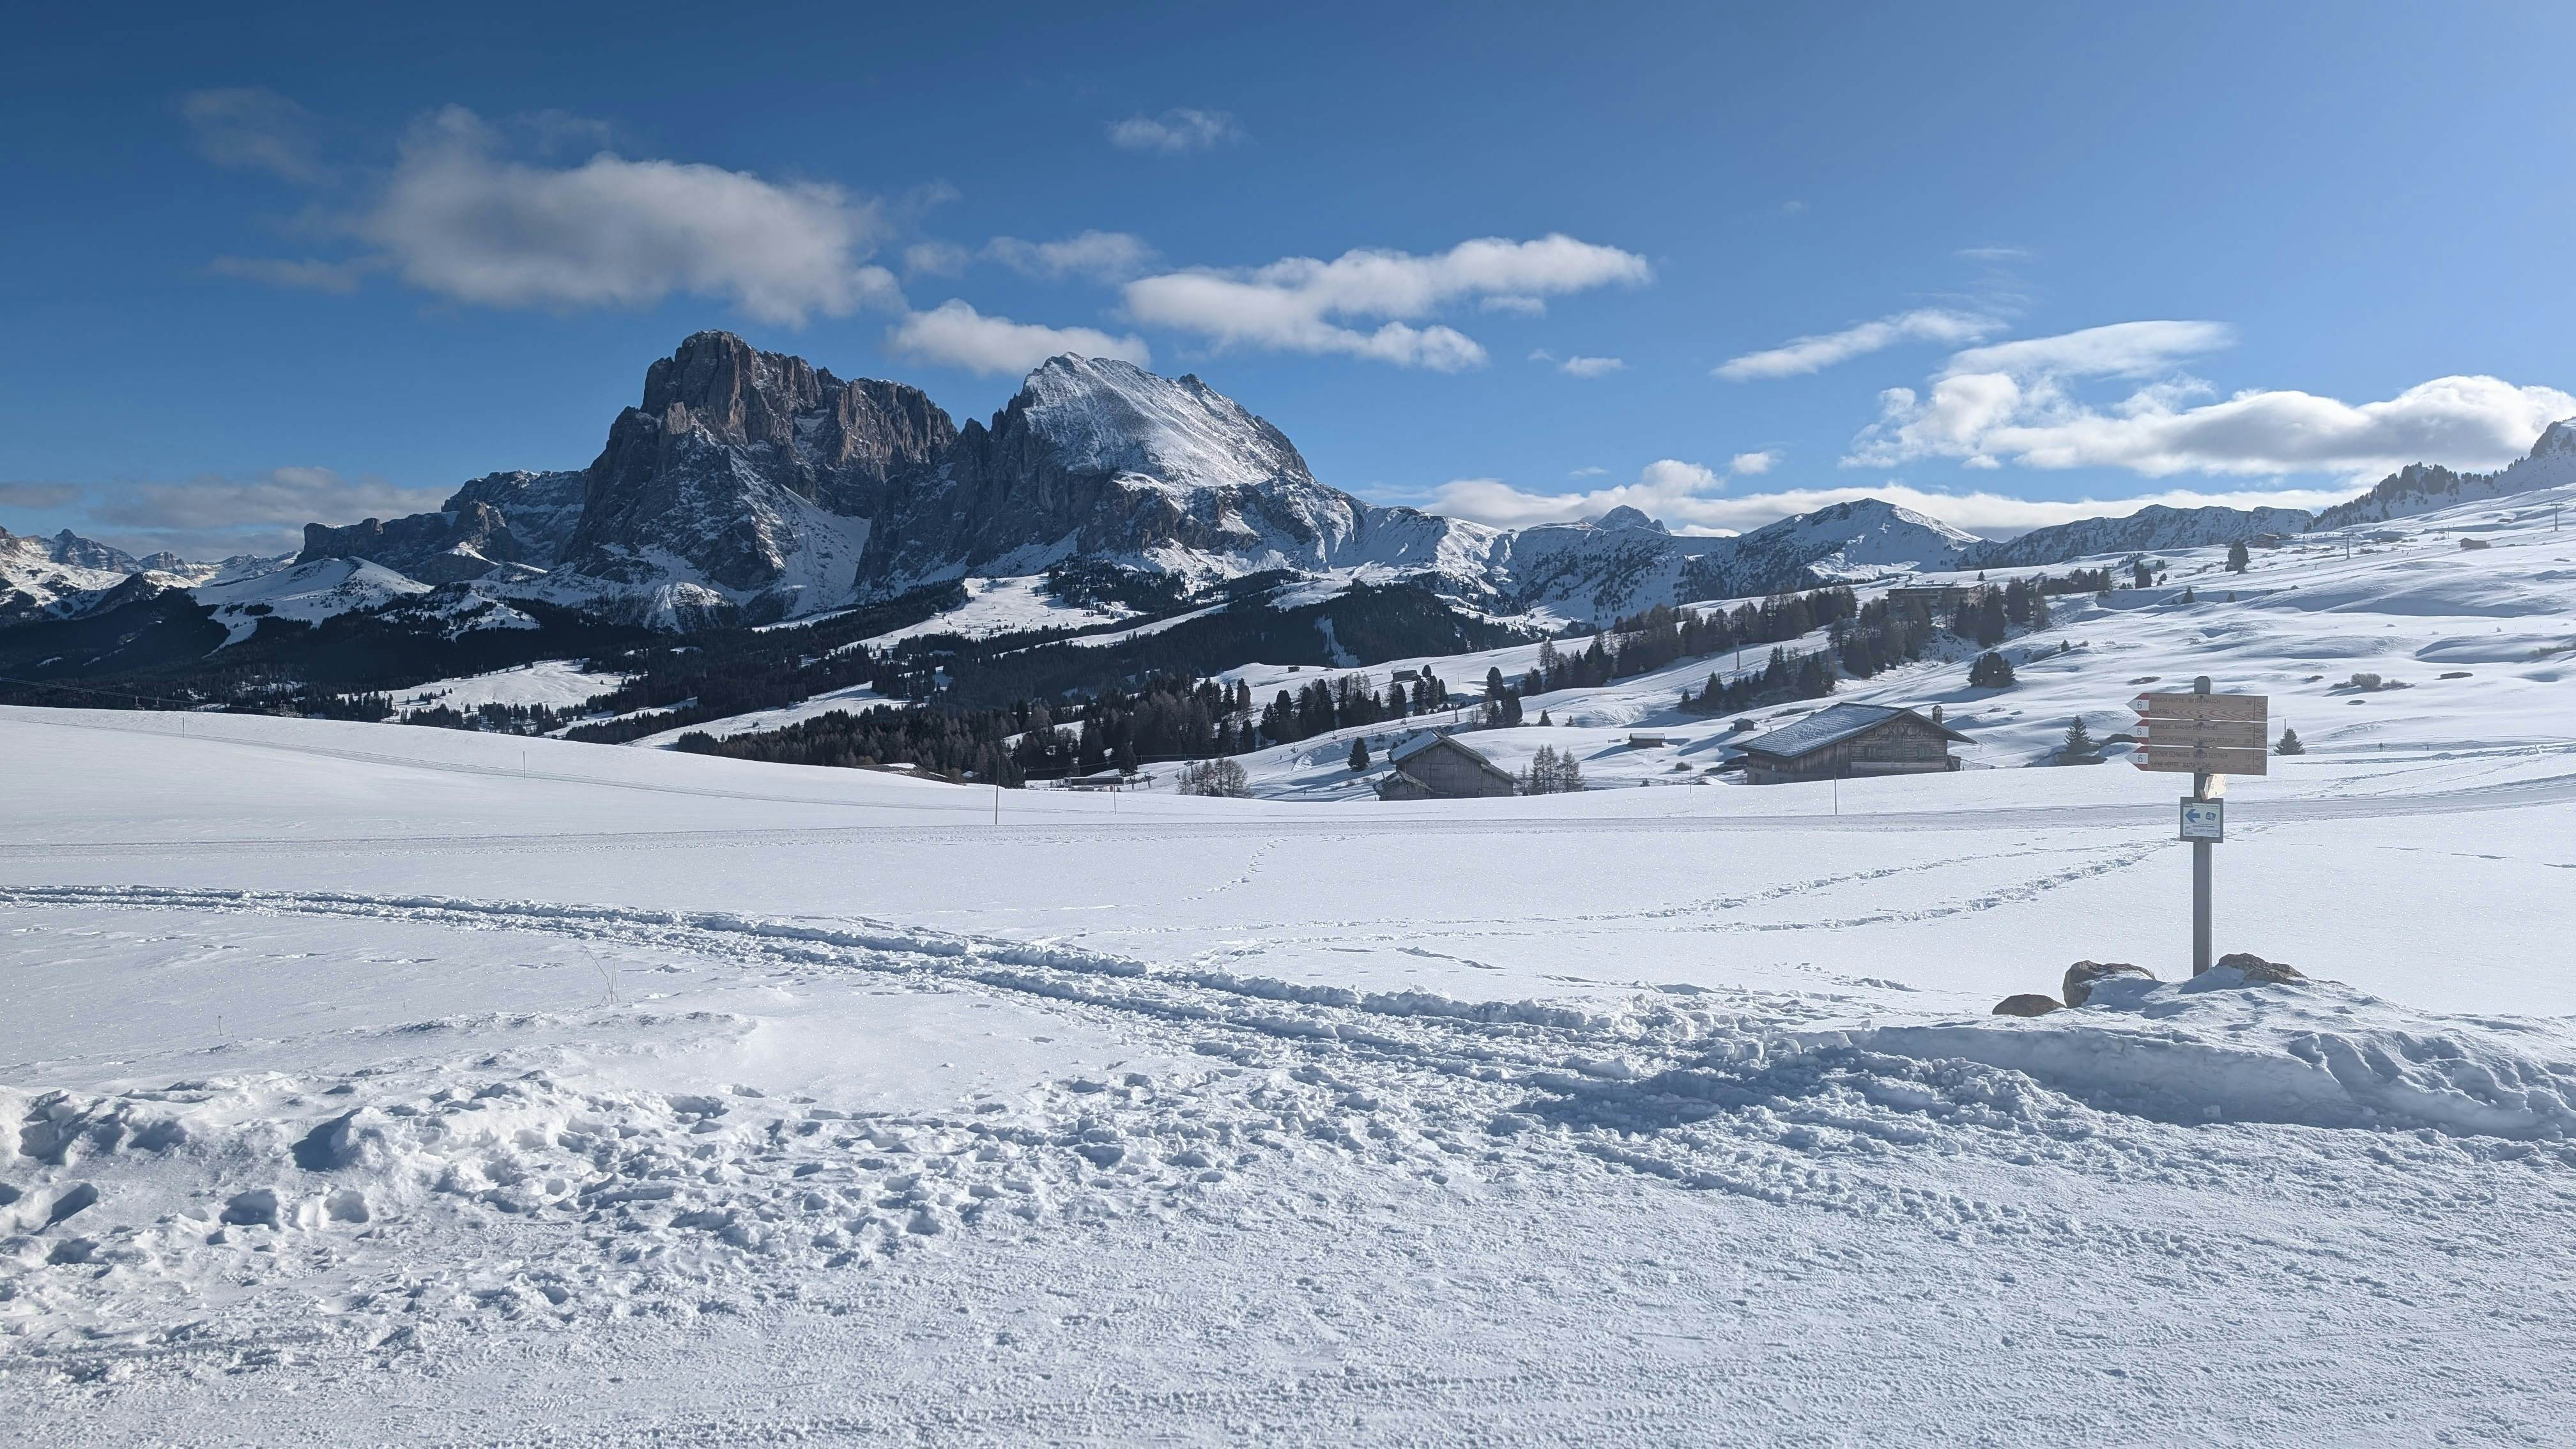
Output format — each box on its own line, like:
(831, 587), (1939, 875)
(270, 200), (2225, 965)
(8, 708), (2576, 1441)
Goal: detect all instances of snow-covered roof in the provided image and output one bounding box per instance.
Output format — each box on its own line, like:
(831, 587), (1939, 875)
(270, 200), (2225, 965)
(1735, 702), (1967, 761)
(1386, 732), (1513, 781)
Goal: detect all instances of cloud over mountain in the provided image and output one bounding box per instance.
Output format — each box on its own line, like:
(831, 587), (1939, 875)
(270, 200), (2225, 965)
(1124, 234), (1649, 371)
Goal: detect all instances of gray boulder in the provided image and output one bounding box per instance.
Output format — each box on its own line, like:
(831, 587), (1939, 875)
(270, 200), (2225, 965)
(2208, 952), (2306, 985)
(2064, 960), (2156, 1007)
(1992, 993), (2063, 1017)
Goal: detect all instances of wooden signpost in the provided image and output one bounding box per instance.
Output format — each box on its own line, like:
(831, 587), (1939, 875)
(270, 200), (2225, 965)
(2130, 677), (2267, 972)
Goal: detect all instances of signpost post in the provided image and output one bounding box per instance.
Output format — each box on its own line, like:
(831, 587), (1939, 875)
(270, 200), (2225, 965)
(2131, 676), (2267, 973)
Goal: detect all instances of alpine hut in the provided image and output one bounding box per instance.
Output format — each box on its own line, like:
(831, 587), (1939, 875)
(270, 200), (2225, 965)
(1376, 735), (1517, 801)
(1729, 703), (1969, 785)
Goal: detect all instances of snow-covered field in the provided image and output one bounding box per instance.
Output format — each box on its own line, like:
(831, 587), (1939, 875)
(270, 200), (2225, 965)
(7, 486), (2576, 1442)
(394, 661), (634, 714)
(8, 684), (2576, 1441)
(1202, 484), (2576, 799)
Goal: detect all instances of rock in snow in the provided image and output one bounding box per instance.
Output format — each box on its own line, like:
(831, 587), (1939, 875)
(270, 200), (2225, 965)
(1991, 993), (2064, 1016)
(2064, 960), (2156, 1006)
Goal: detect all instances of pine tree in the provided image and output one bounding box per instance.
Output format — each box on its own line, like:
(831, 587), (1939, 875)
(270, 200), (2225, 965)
(1537, 710), (1552, 726)
(2062, 716), (2094, 757)
(2226, 540), (2251, 573)
(1348, 737), (1370, 772)
(1969, 651), (2016, 688)
(2275, 724), (2305, 756)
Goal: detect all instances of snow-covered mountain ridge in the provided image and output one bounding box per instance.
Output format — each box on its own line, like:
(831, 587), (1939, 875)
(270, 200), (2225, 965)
(10, 332), (2574, 656)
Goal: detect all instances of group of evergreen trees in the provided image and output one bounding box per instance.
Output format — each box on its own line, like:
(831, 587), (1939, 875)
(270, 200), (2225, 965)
(1259, 669), (1453, 746)
(1676, 647), (1839, 716)
(1519, 745), (1585, 794)
(674, 703), (1024, 785)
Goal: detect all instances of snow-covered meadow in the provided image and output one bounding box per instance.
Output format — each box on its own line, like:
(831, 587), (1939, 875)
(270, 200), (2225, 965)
(7, 680), (2576, 1440)
(8, 486), (2576, 1442)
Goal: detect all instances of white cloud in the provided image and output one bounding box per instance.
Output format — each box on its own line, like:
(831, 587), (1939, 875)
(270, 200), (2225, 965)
(1848, 320), (2576, 477)
(1481, 295), (1547, 316)
(1938, 319), (2232, 381)
(1107, 109), (1243, 154)
(1715, 308), (2000, 381)
(0, 482), (85, 510)
(350, 107), (903, 325)
(1427, 456), (1774, 532)
(1124, 234), (1649, 371)
(887, 300), (1150, 375)
(181, 88), (325, 182)
(1558, 355), (1624, 378)
(1423, 460), (2353, 539)
(1955, 245), (2032, 263)
(87, 466), (450, 558)
(903, 241), (973, 277)
(985, 230), (1156, 283)
(207, 256), (374, 294)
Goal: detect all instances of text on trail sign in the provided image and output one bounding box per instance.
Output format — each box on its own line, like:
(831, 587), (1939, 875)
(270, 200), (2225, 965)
(2179, 797), (2224, 841)
(2130, 689), (2270, 777)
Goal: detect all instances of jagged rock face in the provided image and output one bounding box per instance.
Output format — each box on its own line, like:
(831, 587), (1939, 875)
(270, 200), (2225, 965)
(44, 529), (144, 573)
(1963, 504), (2316, 571)
(298, 502), (528, 585)
(443, 471), (587, 569)
(859, 356), (1383, 590)
(563, 331), (955, 609)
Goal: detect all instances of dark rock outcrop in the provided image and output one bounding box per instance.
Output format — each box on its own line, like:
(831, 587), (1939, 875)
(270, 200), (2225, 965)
(560, 330), (956, 607)
(442, 471), (588, 569)
(298, 502), (527, 585)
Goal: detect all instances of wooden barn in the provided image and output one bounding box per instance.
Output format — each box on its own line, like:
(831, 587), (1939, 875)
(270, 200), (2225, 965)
(1729, 703), (1969, 785)
(1376, 735), (1517, 801)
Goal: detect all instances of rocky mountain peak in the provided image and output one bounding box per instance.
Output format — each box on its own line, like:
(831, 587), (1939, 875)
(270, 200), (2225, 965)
(640, 330), (827, 449)
(1590, 505), (1668, 534)
(2533, 417), (2576, 459)
(1004, 353), (1312, 489)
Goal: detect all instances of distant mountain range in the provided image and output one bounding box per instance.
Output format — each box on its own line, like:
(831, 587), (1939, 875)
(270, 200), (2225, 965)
(7, 331), (2573, 677)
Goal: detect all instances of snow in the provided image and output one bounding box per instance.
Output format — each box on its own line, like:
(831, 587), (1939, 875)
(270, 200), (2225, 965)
(9, 474), (2576, 1441)
(1018, 355), (1308, 491)
(625, 681), (890, 748)
(391, 661), (634, 714)
(858, 575), (1135, 650)
(192, 557), (429, 645)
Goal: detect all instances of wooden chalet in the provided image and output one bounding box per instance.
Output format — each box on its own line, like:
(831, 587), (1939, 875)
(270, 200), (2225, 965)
(1729, 703), (1969, 785)
(1376, 735), (1517, 801)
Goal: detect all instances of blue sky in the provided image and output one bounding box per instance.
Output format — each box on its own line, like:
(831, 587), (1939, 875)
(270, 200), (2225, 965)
(7, 2), (2575, 558)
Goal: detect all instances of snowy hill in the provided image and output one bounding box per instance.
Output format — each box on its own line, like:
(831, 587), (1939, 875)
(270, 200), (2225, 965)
(2312, 418), (2576, 531)
(1963, 502), (2317, 569)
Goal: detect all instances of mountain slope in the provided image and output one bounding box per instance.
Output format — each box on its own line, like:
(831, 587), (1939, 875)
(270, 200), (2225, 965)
(1963, 503), (2315, 570)
(2312, 422), (2576, 530)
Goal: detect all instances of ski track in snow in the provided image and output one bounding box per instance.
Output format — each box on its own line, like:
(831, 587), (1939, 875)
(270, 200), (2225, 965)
(13, 882), (2576, 1406)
